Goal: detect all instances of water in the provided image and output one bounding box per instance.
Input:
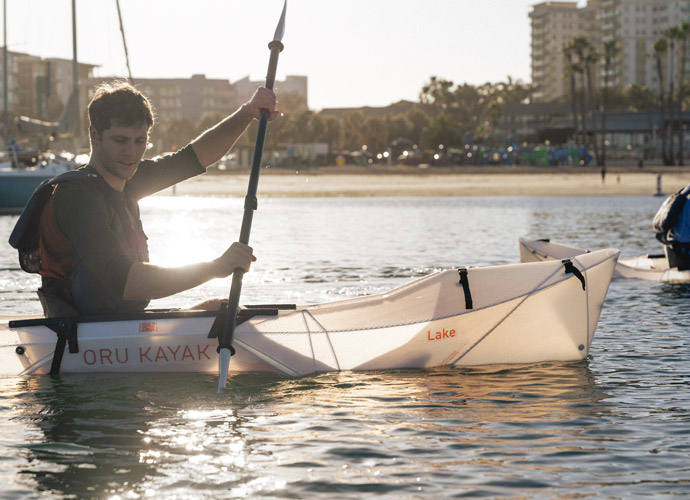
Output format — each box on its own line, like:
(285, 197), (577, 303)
(1, 194), (689, 499)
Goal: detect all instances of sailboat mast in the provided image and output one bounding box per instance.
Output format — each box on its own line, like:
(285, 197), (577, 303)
(116, 0), (133, 82)
(3, 0), (8, 147)
(71, 0), (79, 151)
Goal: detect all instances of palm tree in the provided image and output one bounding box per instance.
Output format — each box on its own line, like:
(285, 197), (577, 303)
(654, 38), (670, 165)
(601, 40), (620, 167)
(564, 39), (585, 146)
(674, 22), (690, 165)
(583, 41), (601, 165)
(569, 36), (599, 164)
(666, 26), (680, 164)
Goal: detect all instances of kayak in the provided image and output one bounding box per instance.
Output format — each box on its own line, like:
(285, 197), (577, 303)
(519, 237), (690, 283)
(0, 248), (619, 377)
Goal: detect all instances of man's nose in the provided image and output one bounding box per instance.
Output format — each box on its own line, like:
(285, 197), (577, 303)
(123, 141), (136, 157)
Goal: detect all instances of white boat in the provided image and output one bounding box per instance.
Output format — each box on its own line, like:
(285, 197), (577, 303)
(0, 248), (618, 377)
(0, 153), (77, 214)
(519, 237), (690, 283)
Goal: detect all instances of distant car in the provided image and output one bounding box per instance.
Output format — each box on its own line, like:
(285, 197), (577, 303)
(217, 153), (238, 170)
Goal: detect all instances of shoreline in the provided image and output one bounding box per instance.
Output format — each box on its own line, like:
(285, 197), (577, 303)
(168, 164), (690, 197)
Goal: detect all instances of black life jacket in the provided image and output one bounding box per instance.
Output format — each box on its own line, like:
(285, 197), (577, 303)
(653, 184), (690, 244)
(9, 166), (150, 315)
(9, 168), (94, 273)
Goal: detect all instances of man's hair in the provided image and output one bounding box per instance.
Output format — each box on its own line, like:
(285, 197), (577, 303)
(88, 80), (155, 136)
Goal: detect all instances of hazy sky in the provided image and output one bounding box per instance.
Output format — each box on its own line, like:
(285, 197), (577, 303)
(3, 0), (586, 110)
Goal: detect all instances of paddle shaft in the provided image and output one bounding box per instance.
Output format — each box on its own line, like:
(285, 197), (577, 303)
(218, 40), (284, 353)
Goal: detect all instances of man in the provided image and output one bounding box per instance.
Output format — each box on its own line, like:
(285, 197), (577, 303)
(14, 80), (278, 317)
(653, 182), (690, 269)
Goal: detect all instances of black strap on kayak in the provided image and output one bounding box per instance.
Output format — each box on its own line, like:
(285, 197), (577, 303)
(208, 303), (296, 354)
(47, 318), (79, 375)
(458, 268), (473, 309)
(562, 259), (586, 290)
(209, 305), (236, 356)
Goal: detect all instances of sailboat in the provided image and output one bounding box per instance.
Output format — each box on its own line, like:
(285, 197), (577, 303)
(1, 0), (80, 214)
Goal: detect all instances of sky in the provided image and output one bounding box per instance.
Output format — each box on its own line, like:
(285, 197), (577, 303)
(2, 0), (585, 110)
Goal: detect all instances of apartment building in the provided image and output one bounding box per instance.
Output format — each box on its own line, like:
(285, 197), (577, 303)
(233, 75), (308, 110)
(1, 50), (95, 122)
(2, 47), (308, 151)
(111, 74), (241, 126)
(530, 0), (690, 103)
(530, 2), (583, 102)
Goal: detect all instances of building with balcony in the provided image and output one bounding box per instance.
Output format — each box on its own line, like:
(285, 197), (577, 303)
(530, 0), (690, 102)
(233, 75), (308, 112)
(1, 49), (97, 150)
(3, 48), (308, 152)
(102, 74), (241, 126)
(529, 2), (583, 102)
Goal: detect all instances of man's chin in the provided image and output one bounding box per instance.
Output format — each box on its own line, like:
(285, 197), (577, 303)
(108, 165), (138, 180)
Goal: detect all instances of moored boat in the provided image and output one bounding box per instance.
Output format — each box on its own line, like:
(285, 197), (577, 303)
(519, 237), (690, 283)
(0, 248), (619, 377)
(0, 153), (78, 214)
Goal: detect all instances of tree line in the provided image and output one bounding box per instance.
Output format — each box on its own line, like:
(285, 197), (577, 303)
(564, 21), (690, 167)
(153, 79), (536, 164)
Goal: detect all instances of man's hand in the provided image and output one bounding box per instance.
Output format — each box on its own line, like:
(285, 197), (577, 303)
(244, 87), (279, 122)
(213, 242), (256, 277)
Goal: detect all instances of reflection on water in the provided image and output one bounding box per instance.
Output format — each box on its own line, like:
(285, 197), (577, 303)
(1, 362), (620, 499)
(1, 195), (689, 498)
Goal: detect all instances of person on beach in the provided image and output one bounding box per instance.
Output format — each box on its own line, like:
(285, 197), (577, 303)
(10, 80), (278, 317)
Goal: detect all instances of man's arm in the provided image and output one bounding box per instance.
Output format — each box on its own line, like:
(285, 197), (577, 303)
(190, 87), (279, 167)
(122, 242), (255, 301)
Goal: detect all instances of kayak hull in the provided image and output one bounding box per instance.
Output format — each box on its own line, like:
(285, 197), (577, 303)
(1, 248), (619, 376)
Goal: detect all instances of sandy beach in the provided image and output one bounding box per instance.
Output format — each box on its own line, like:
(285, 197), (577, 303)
(170, 164), (690, 198)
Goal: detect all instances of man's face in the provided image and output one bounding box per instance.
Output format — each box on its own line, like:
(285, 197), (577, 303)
(91, 122), (149, 182)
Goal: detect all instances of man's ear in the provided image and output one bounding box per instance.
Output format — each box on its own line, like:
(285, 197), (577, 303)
(88, 125), (99, 145)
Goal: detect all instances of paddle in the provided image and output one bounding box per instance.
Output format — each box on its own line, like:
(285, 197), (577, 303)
(218, 1), (287, 390)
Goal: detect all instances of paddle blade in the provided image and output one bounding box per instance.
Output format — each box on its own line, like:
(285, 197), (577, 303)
(217, 348), (232, 391)
(273, 0), (287, 43)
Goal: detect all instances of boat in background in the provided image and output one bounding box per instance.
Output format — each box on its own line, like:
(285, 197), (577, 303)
(0, 152), (79, 215)
(519, 237), (690, 283)
(1, 0), (82, 215)
(0, 248), (619, 376)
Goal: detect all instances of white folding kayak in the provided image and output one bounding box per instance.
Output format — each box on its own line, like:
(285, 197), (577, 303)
(1, 248), (619, 377)
(519, 237), (690, 283)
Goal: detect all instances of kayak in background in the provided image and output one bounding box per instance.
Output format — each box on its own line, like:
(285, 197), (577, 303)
(519, 237), (690, 283)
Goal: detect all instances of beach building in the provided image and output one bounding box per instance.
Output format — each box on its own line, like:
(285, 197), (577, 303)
(109, 74), (240, 126)
(530, 0), (690, 102)
(1, 47), (308, 153)
(233, 75), (308, 112)
(529, 2), (583, 102)
(0, 50), (95, 130)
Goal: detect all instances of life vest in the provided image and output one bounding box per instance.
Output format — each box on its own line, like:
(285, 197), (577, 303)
(9, 169), (93, 273)
(9, 166), (150, 315)
(668, 195), (690, 244)
(653, 184), (690, 245)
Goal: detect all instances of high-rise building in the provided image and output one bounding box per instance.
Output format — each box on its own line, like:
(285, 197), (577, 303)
(530, 0), (690, 102)
(529, 2), (583, 102)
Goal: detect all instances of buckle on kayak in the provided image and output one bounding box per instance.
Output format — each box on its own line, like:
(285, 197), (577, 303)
(562, 259), (586, 290)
